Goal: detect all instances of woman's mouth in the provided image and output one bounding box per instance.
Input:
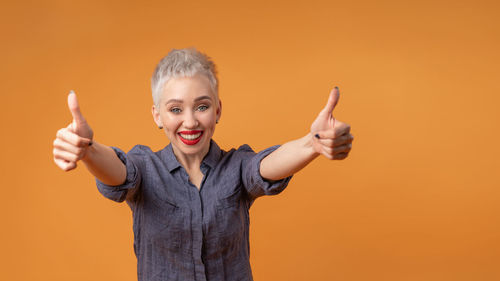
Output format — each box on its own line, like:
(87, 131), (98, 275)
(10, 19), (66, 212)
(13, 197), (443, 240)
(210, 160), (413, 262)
(178, 130), (203, 145)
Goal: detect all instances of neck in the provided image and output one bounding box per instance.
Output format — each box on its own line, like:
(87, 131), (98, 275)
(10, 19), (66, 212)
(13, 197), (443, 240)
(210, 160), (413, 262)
(172, 142), (211, 171)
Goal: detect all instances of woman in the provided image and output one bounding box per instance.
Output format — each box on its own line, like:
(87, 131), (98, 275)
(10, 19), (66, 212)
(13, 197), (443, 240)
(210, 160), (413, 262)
(52, 48), (353, 281)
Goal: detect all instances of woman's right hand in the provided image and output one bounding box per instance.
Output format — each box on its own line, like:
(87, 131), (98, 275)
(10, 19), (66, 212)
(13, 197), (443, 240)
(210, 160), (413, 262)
(53, 91), (94, 171)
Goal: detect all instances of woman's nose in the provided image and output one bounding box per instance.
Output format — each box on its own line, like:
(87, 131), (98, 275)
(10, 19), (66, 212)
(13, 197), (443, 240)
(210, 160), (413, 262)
(183, 111), (199, 128)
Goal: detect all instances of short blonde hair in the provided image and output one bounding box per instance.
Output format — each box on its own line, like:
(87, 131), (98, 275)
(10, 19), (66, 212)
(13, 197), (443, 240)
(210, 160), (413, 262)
(151, 47), (219, 107)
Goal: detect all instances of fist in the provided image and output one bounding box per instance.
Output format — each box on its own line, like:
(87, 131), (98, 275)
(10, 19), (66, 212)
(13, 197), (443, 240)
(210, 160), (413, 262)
(53, 91), (93, 171)
(310, 87), (353, 160)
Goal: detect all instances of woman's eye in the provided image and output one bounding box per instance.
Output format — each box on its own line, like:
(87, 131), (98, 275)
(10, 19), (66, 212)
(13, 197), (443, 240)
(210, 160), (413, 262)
(170, 108), (181, 114)
(197, 105), (209, 111)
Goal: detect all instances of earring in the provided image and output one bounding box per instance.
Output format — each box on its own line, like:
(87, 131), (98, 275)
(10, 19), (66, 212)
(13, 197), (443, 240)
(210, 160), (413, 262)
(159, 126), (163, 129)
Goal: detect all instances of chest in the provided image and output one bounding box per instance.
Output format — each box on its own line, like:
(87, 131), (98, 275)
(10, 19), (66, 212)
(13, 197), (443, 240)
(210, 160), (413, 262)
(185, 169), (204, 190)
(140, 164), (245, 218)
(135, 170), (249, 258)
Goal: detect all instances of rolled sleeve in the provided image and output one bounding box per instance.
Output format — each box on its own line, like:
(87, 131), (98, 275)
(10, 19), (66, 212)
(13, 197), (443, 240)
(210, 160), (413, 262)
(241, 144), (293, 200)
(96, 146), (141, 203)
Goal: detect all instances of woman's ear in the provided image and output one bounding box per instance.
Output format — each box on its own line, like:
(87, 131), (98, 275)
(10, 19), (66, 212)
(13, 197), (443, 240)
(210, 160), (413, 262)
(216, 99), (222, 123)
(151, 105), (162, 127)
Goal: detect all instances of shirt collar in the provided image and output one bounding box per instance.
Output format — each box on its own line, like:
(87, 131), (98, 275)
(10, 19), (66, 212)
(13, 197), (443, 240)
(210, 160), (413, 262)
(203, 139), (222, 169)
(162, 139), (221, 172)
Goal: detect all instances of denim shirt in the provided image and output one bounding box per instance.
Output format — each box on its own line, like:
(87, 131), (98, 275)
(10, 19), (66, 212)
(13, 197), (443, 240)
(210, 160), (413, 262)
(96, 140), (293, 281)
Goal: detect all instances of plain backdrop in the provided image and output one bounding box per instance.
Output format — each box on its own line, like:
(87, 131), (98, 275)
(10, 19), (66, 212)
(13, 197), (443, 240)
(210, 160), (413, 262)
(1, 0), (499, 280)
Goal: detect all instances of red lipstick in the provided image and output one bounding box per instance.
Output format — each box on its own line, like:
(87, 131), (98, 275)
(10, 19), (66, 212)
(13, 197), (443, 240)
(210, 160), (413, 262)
(178, 130), (203, 145)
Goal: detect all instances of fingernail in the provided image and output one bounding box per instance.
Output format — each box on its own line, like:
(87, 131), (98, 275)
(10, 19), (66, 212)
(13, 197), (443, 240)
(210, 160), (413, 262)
(314, 133), (320, 139)
(69, 90), (75, 95)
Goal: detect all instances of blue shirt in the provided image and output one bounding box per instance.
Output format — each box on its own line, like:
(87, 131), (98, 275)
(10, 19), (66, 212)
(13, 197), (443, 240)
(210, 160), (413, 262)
(96, 140), (293, 281)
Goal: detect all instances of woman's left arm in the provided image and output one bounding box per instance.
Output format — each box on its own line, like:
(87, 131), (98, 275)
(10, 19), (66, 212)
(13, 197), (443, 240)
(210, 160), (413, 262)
(260, 87), (354, 181)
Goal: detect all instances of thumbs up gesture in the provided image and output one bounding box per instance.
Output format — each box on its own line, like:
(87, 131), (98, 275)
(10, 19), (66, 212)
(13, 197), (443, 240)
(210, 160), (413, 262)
(53, 91), (94, 171)
(310, 87), (353, 160)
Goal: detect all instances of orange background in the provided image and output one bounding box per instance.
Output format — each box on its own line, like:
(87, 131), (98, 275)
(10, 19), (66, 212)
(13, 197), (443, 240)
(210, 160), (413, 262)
(1, 0), (499, 280)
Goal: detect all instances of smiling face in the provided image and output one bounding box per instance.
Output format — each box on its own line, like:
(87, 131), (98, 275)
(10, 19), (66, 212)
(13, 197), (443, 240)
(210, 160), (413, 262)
(152, 73), (221, 159)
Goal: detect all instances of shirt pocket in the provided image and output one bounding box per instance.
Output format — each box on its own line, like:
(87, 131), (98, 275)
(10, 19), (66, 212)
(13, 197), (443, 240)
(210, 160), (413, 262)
(147, 200), (183, 253)
(217, 187), (242, 209)
(215, 189), (245, 250)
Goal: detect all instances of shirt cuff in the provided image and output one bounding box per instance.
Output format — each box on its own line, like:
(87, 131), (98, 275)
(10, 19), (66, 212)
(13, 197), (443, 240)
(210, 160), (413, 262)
(244, 145), (293, 199)
(95, 146), (140, 203)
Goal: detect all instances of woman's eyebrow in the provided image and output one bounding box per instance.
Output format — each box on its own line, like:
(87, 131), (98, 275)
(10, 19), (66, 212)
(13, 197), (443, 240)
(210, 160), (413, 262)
(165, 99), (182, 105)
(194, 95), (212, 102)
(165, 95), (212, 105)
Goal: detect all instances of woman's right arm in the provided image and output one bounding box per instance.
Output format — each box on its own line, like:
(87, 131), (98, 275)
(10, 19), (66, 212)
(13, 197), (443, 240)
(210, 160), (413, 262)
(81, 142), (126, 186)
(52, 91), (126, 186)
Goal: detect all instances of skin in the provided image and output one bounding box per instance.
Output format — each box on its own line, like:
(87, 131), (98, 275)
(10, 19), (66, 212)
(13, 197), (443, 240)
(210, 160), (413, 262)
(152, 74), (222, 188)
(52, 75), (353, 189)
(259, 87), (353, 180)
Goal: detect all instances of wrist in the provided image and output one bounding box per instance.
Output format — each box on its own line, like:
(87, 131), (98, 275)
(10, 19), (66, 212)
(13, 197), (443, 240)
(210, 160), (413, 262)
(304, 133), (321, 158)
(81, 141), (97, 163)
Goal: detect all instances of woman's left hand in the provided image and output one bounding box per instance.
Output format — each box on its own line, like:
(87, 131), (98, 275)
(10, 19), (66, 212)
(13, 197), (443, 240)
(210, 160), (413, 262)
(310, 87), (354, 160)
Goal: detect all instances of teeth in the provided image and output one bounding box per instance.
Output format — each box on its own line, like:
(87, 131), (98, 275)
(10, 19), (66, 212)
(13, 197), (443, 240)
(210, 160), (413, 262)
(180, 132), (202, 140)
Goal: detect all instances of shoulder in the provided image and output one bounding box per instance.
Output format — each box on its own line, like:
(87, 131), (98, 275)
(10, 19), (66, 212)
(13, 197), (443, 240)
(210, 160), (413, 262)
(119, 145), (158, 165)
(235, 144), (255, 153)
(210, 144), (254, 169)
(224, 144), (256, 160)
(128, 144), (154, 155)
(233, 144), (281, 157)
(225, 143), (280, 162)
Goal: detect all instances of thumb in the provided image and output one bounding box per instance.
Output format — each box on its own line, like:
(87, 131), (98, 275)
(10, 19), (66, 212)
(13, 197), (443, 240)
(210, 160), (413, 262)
(323, 86), (340, 115)
(67, 90), (86, 125)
